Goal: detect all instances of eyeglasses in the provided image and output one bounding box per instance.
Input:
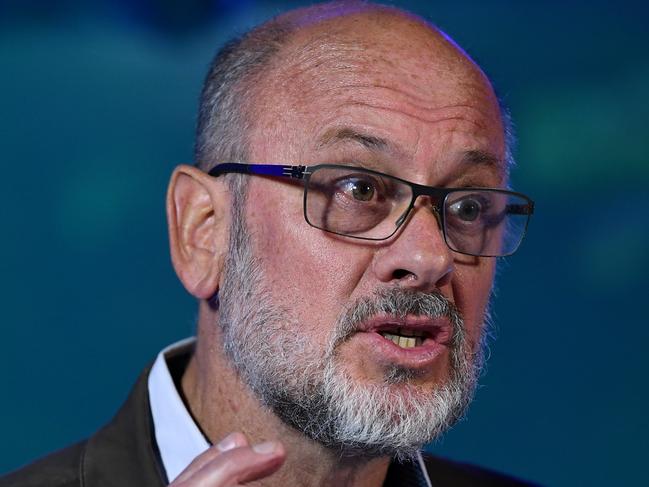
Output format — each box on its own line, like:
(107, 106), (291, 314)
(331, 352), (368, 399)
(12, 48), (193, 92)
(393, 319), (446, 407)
(207, 163), (534, 257)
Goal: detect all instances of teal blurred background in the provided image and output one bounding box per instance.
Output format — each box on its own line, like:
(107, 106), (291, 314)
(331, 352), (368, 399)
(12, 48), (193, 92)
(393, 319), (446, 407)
(1, 1), (648, 485)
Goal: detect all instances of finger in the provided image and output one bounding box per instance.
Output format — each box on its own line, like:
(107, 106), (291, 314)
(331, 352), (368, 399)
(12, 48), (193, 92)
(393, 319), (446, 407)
(172, 433), (250, 484)
(216, 432), (250, 452)
(173, 441), (285, 486)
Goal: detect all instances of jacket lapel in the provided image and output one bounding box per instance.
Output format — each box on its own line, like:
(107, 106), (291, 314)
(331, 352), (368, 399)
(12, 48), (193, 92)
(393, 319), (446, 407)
(384, 457), (428, 487)
(82, 365), (167, 487)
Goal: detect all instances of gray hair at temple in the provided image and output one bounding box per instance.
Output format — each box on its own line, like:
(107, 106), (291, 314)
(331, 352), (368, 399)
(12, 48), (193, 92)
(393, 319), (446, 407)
(193, 1), (516, 187)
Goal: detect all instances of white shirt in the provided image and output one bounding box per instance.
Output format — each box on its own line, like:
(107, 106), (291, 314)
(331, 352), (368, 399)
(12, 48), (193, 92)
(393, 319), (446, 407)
(148, 338), (209, 483)
(147, 338), (433, 487)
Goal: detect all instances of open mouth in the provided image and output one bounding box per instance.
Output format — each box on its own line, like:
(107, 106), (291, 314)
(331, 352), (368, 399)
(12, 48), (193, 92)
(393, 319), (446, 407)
(379, 328), (426, 348)
(370, 319), (451, 351)
(351, 316), (453, 366)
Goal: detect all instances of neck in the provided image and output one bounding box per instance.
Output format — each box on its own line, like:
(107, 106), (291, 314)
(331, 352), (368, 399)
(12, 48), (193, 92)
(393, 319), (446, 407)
(180, 304), (391, 487)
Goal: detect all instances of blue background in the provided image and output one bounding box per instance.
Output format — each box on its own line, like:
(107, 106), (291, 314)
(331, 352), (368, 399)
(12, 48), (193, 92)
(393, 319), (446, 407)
(1, 1), (648, 486)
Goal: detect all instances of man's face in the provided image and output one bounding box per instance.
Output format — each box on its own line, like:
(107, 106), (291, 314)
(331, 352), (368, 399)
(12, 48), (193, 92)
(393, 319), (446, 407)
(217, 14), (506, 457)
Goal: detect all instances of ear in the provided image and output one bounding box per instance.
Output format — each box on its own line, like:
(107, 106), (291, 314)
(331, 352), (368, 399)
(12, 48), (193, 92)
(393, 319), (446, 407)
(166, 164), (231, 299)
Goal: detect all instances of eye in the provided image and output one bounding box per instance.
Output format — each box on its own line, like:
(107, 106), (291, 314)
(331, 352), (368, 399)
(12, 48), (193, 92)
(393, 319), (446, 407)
(448, 196), (486, 222)
(335, 175), (383, 203)
(349, 178), (375, 201)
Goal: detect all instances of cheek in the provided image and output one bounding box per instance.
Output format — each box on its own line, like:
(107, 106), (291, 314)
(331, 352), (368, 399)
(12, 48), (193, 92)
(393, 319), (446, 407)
(451, 259), (495, 341)
(247, 185), (373, 325)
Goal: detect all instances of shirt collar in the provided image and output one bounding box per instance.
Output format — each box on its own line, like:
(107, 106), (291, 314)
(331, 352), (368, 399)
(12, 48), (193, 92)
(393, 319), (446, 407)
(148, 337), (432, 487)
(148, 337), (208, 483)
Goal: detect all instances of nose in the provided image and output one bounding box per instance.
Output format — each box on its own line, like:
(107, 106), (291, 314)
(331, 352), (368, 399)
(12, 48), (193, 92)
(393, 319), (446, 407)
(371, 203), (453, 290)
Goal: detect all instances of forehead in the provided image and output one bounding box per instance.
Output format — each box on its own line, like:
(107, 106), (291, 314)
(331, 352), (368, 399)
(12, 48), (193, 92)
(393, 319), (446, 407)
(248, 10), (506, 180)
(282, 12), (485, 100)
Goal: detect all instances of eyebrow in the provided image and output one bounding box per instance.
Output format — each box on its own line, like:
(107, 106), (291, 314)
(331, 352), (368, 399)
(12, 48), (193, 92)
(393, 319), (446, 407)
(460, 149), (503, 169)
(317, 127), (391, 153)
(317, 128), (505, 177)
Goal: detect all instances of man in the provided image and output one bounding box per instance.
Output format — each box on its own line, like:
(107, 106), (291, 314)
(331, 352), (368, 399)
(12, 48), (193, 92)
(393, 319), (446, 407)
(1, 1), (537, 486)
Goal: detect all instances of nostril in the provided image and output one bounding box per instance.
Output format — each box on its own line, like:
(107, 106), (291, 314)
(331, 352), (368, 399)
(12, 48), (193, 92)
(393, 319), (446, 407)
(392, 268), (412, 280)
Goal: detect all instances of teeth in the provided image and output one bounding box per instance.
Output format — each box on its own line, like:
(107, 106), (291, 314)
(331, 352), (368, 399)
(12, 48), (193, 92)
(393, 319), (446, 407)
(380, 332), (423, 348)
(398, 328), (424, 337)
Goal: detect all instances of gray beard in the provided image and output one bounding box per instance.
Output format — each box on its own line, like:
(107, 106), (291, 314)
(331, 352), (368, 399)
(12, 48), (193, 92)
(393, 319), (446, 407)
(216, 204), (487, 461)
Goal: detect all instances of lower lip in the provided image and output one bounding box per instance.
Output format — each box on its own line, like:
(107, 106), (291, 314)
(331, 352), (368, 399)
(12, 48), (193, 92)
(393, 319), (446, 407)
(353, 331), (449, 368)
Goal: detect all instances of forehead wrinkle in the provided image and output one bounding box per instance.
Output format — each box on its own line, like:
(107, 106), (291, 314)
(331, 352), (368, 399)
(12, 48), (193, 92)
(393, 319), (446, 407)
(342, 100), (496, 134)
(321, 79), (495, 110)
(312, 100), (504, 175)
(279, 54), (495, 117)
(274, 32), (367, 83)
(318, 127), (391, 153)
(279, 71), (501, 133)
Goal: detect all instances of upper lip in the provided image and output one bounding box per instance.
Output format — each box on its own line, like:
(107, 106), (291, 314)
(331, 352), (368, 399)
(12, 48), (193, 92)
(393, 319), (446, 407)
(355, 315), (453, 344)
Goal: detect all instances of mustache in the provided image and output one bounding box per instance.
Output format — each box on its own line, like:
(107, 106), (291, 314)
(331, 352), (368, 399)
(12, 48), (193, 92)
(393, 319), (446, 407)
(331, 288), (464, 349)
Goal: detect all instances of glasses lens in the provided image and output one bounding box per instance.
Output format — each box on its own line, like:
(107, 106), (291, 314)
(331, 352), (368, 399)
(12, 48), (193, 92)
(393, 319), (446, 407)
(443, 190), (531, 256)
(304, 166), (411, 239)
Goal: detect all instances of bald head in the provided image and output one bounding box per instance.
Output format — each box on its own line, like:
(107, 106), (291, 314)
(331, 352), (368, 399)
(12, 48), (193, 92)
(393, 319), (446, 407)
(276, 1), (478, 75)
(195, 1), (512, 176)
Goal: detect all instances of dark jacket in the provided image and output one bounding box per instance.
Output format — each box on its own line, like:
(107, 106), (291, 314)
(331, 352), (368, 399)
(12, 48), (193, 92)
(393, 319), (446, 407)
(0, 364), (538, 487)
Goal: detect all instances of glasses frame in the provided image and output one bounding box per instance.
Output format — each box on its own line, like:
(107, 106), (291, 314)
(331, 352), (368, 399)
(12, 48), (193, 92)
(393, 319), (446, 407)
(207, 163), (535, 257)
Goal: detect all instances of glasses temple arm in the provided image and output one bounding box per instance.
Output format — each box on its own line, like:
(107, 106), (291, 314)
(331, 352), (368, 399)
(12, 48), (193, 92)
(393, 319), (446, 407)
(208, 163), (307, 180)
(506, 202), (535, 215)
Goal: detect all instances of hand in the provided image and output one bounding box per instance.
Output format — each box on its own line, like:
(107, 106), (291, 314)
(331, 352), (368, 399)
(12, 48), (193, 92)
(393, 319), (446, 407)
(169, 432), (286, 486)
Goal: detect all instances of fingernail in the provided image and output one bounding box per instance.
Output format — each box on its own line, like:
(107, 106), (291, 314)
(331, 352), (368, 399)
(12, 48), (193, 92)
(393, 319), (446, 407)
(252, 441), (277, 454)
(216, 434), (238, 452)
